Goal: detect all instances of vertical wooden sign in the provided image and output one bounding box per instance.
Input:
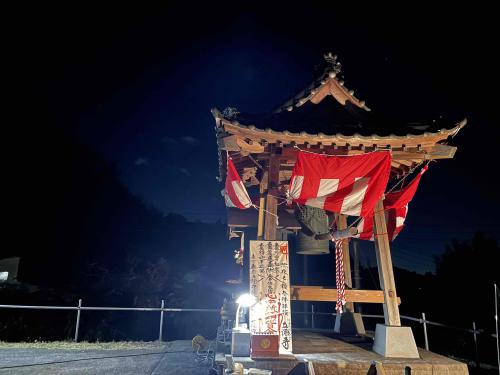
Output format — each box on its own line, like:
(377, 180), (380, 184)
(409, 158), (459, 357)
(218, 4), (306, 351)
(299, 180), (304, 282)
(249, 240), (292, 354)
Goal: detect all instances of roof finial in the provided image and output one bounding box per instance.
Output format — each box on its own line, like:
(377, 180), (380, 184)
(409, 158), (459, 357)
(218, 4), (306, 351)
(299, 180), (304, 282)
(324, 52), (342, 74)
(222, 107), (240, 120)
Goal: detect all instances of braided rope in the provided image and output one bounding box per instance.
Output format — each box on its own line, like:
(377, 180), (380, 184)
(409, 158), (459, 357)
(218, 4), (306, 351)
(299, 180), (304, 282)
(334, 239), (346, 313)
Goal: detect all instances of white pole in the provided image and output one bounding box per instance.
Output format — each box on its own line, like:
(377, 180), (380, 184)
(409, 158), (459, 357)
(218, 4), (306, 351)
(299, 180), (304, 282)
(235, 304), (241, 328)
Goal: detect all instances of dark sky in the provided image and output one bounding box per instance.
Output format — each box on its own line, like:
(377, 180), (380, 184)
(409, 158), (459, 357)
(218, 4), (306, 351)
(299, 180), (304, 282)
(9, 3), (499, 273)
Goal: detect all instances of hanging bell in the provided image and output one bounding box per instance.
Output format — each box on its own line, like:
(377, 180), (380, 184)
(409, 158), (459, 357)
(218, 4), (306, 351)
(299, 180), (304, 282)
(294, 205), (331, 255)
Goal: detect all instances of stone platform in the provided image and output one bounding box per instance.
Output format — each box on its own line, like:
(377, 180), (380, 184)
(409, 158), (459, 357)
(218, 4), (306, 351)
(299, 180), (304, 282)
(216, 331), (469, 375)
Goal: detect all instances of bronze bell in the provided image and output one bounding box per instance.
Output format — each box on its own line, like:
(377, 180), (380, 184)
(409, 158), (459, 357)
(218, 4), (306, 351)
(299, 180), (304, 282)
(294, 205), (331, 255)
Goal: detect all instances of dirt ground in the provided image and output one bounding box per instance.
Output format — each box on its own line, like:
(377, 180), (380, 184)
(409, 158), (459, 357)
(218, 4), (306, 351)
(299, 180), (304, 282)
(0, 340), (214, 374)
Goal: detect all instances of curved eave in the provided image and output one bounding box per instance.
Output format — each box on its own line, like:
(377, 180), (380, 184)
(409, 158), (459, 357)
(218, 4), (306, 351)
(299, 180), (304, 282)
(212, 108), (466, 148)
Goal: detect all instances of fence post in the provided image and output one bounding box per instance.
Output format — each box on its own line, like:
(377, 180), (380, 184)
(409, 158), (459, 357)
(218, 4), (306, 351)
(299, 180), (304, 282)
(422, 312), (429, 351)
(494, 283), (500, 374)
(472, 321), (480, 369)
(158, 299), (165, 342)
(311, 304), (315, 329)
(74, 299), (82, 342)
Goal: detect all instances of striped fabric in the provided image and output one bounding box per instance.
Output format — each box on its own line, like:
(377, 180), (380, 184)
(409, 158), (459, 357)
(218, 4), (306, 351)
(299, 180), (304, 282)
(355, 165), (428, 241)
(288, 151), (391, 217)
(223, 157), (252, 209)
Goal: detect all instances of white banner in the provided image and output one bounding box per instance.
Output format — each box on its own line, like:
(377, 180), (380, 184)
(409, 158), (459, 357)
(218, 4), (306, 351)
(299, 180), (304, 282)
(249, 240), (292, 354)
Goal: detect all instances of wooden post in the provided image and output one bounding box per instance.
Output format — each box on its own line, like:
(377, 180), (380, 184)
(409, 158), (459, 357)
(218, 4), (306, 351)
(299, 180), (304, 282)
(337, 214), (354, 311)
(303, 255), (309, 327)
(257, 172), (268, 240)
(353, 239), (362, 314)
(373, 197), (401, 326)
(264, 155), (280, 240)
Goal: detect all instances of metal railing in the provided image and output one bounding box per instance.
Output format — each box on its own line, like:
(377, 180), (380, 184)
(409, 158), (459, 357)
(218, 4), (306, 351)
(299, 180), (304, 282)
(294, 306), (498, 371)
(0, 300), (219, 342)
(1, 301), (498, 371)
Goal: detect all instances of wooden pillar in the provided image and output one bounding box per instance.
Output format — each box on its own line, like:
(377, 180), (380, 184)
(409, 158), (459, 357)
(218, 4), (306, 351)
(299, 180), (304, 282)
(264, 155), (280, 240)
(257, 172), (268, 240)
(373, 197), (401, 326)
(353, 239), (362, 314)
(303, 256), (309, 327)
(337, 214), (354, 311)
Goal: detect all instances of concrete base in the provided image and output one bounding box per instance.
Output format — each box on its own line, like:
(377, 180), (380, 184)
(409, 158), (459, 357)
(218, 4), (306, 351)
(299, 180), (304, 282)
(231, 328), (251, 357)
(333, 311), (366, 336)
(372, 323), (420, 358)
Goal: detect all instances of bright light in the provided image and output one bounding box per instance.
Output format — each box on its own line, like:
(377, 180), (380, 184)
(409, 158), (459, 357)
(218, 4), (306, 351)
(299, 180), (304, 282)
(236, 294), (256, 307)
(234, 294), (256, 329)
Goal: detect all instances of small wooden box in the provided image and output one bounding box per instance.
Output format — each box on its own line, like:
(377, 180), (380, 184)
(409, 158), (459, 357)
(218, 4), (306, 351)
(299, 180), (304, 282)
(251, 334), (279, 358)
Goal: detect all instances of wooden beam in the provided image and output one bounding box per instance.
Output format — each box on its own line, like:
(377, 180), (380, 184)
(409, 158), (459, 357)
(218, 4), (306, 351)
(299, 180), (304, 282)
(290, 285), (401, 304)
(431, 143), (457, 159)
(397, 159), (414, 167)
(228, 206), (301, 230)
(236, 137), (264, 153)
(264, 154), (280, 240)
(241, 167), (257, 183)
(217, 134), (240, 151)
(337, 214), (354, 311)
(258, 144), (457, 162)
(218, 135), (265, 153)
(373, 197), (401, 326)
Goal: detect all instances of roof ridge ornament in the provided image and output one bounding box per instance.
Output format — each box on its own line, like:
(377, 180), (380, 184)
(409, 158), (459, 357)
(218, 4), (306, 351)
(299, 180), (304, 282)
(222, 107), (240, 120)
(324, 52), (342, 75)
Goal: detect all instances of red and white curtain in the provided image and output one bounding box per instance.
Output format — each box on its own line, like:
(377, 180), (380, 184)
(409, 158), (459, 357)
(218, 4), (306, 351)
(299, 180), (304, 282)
(355, 165), (428, 241)
(222, 157), (252, 209)
(288, 151), (391, 217)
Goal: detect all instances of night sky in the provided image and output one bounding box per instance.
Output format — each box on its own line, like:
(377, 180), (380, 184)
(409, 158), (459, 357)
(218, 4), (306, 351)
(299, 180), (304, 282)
(8, 4), (499, 274)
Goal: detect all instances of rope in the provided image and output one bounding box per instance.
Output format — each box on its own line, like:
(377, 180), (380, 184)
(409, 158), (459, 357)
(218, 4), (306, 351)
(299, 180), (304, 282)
(251, 204), (279, 226)
(385, 160), (429, 195)
(334, 239), (346, 313)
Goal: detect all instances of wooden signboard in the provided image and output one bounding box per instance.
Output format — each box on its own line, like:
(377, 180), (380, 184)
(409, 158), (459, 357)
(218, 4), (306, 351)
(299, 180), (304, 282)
(249, 240), (292, 354)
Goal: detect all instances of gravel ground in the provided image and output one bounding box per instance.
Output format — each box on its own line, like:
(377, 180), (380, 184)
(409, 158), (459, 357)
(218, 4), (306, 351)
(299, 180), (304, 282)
(0, 340), (214, 375)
